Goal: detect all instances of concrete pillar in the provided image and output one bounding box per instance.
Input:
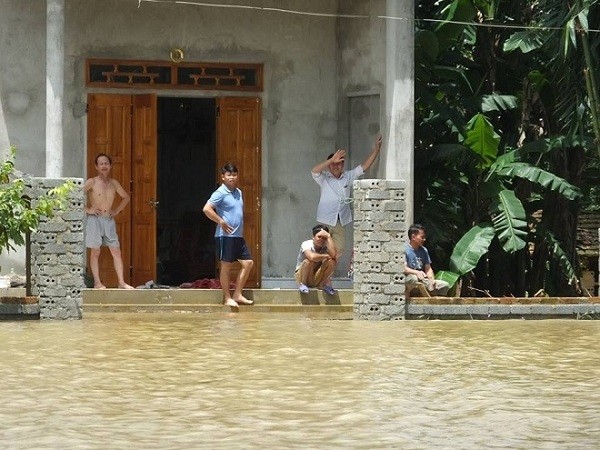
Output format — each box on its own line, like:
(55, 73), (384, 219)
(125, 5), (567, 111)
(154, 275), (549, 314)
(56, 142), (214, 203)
(0, 79), (9, 157)
(27, 177), (85, 319)
(384, 0), (414, 225)
(46, 0), (64, 177)
(353, 179), (406, 320)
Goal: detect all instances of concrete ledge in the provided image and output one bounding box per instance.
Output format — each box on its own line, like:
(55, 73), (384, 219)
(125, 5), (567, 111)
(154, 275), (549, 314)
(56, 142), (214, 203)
(409, 296), (600, 304)
(83, 288), (353, 317)
(0, 287), (27, 298)
(406, 298), (600, 319)
(0, 296), (38, 304)
(82, 291), (600, 319)
(0, 295), (40, 318)
(83, 288), (353, 306)
(84, 304), (353, 317)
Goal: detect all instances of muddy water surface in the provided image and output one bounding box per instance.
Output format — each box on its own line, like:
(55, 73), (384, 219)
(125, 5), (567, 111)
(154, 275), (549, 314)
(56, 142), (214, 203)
(0, 313), (598, 449)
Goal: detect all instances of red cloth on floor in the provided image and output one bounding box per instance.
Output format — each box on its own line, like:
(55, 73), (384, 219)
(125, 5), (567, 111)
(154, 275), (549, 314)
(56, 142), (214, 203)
(179, 278), (234, 289)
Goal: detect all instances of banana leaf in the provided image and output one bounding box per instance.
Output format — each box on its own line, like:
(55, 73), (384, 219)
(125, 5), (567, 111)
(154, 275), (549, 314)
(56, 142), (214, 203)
(481, 94), (519, 112)
(490, 190), (528, 253)
(449, 223), (496, 275)
(541, 228), (578, 286)
(463, 113), (500, 168)
(435, 270), (461, 289)
(503, 30), (547, 53)
(435, 0), (476, 53)
(518, 135), (595, 155)
(493, 162), (581, 200)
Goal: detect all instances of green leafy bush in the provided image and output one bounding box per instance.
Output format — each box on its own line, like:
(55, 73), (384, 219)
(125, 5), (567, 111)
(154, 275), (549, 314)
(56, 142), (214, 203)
(0, 146), (75, 253)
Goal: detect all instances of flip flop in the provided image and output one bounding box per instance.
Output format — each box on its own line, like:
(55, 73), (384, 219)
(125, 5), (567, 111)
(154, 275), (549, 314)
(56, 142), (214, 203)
(298, 284), (309, 294)
(321, 285), (336, 295)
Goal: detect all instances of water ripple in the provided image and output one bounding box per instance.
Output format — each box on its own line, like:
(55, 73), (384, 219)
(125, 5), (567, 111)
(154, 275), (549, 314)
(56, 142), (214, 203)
(0, 315), (598, 449)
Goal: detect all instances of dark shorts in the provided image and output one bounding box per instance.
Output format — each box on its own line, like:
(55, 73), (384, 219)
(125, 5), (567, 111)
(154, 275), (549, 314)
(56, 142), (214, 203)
(215, 237), (252, 263)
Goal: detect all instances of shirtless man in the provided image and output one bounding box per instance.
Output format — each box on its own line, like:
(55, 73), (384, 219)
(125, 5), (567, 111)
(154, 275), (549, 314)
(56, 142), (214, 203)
(84, 153), (134, 289)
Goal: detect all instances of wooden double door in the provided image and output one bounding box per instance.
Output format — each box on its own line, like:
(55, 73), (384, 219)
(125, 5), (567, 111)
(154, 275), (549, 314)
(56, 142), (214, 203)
(86, 93), (262, 288)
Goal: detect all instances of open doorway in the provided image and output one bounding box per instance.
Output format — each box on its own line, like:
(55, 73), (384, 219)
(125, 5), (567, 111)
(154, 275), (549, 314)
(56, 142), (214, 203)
(87, 94), (262, 287)
(157, 97), (217, 286)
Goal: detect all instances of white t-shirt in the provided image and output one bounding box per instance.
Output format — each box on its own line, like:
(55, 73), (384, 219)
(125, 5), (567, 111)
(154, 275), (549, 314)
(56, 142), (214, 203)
(296, 239), (329, 271)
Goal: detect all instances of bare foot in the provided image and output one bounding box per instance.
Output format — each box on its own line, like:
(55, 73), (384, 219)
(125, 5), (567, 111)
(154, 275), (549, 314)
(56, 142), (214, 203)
(119, 284), (135, 290)
(94, 284), (107, 289)
(224, 298), (239, 308)
(234, 295), (254, 305)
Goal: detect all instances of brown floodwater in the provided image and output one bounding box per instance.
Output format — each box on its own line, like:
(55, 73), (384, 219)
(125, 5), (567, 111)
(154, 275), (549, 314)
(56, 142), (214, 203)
(0, 313), (598, 449)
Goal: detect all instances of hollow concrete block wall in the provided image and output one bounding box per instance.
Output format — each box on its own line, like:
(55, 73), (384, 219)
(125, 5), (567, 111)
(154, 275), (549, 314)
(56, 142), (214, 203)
(353, 179), (406, 320)
(27, 177), (85, 319)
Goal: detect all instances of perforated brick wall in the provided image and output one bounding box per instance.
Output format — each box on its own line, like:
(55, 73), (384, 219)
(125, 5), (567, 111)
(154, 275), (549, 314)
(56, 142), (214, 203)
(353, 179), (407, 320)
(27, 177), (85, 319)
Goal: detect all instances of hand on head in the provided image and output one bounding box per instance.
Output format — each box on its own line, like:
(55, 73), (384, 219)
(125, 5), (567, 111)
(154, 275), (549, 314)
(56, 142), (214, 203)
(330, 149), (346, 164)
(315, 231), (330, 240)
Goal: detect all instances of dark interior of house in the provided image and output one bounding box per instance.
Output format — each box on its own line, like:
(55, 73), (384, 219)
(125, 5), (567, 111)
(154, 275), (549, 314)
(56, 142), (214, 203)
(157, 97), (217, 285)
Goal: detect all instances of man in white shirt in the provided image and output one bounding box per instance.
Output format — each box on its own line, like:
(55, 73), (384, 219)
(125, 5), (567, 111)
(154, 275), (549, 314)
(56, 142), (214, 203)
(311, 136), (382, 270)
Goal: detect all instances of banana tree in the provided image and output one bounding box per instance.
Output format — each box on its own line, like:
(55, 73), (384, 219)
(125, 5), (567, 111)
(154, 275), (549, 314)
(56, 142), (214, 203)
(440, 114), (581, 293)
(503, 0), (600, 157)
(415, 0), (596, 295)
(500, 0), (600, 293)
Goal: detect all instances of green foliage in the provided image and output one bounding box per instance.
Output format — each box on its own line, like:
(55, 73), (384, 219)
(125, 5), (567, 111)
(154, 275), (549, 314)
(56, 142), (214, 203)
(480, 94), (519, 113)
(414, 0), (598, 295)
(463, 113), (500, 167)
(435, 0), (476, 52)
(490, 163), (581, 200)
(539, 228), (578, 286)
(435, 270), (461, 289)
(442, 112), (581, 289)
(449, 223), (496, 275)
(490, 189), (528, 253)
(503, 31), (547, 54)
(0, 146), (75, 253)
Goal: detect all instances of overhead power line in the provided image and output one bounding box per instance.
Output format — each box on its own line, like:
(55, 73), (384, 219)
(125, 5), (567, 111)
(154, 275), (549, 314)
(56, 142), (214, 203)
(138, 0), (369, 18)
(138, 0), (600, 34)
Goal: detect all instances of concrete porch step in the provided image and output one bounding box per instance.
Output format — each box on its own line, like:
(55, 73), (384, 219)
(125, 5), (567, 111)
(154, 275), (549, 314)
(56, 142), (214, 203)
(0, 288), (40, 318)
(83, 288), (354, 317)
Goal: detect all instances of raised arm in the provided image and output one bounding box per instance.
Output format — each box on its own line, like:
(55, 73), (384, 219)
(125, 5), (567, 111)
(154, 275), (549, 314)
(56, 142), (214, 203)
(304, 231), (337, 262)
(360, 136), (382, 172)
(325, 235), (338, 259)
(311, 149), (346, 174)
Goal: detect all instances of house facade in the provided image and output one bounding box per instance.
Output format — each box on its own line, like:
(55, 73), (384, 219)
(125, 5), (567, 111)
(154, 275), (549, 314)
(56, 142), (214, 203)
(0, 0), (414, 288)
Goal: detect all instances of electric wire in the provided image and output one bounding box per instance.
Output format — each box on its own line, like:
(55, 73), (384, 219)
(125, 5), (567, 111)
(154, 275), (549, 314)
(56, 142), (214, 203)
(138, 0), (600, 34)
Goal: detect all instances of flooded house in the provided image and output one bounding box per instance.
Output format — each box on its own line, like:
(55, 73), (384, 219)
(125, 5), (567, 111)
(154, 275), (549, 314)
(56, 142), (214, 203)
(0, 0), (414, 288)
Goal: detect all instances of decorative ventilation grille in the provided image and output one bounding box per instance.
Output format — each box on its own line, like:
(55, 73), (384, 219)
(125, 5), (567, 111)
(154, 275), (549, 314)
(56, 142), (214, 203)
(86, 59), (263, 91)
